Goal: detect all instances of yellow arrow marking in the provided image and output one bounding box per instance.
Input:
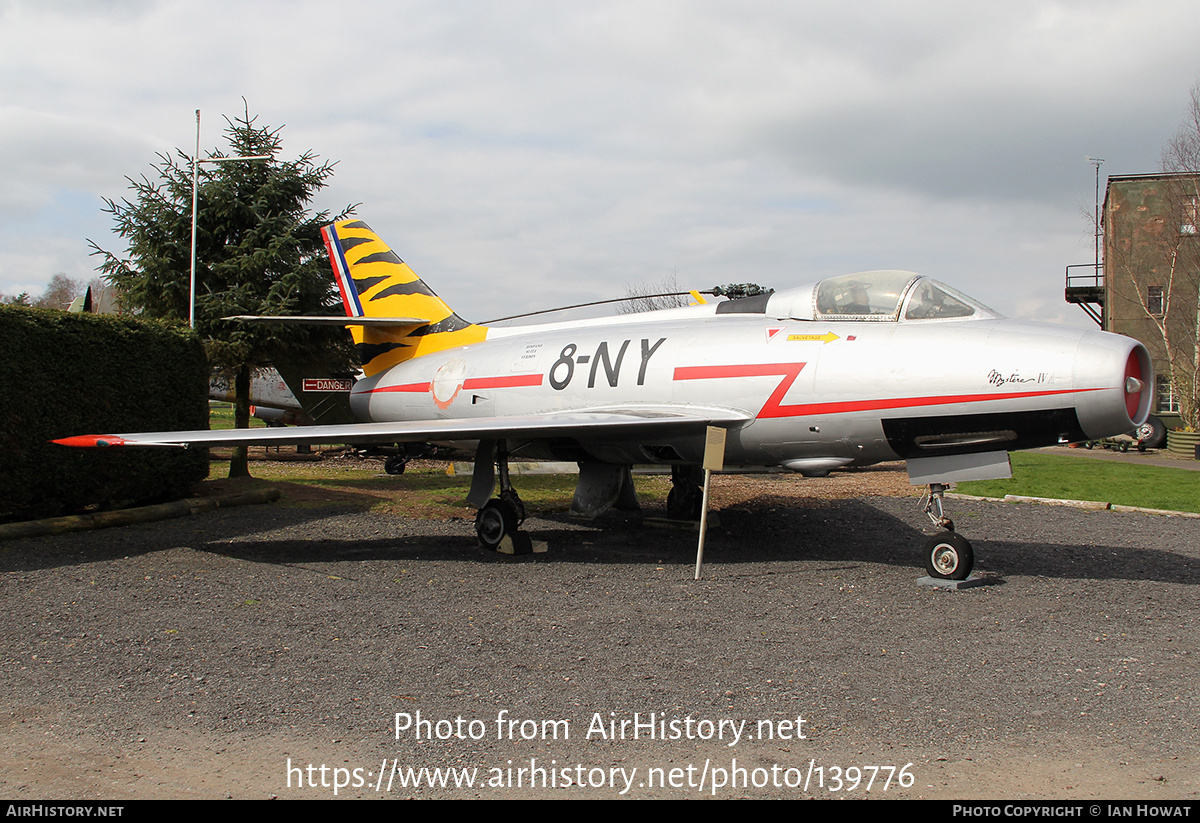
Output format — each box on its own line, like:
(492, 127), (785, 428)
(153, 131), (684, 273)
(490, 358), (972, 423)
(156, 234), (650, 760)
(786, 332), (840, 344)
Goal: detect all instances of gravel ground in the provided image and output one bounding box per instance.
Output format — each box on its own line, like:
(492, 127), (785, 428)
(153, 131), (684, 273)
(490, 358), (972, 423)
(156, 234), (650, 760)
(2, 461), (1198, 800)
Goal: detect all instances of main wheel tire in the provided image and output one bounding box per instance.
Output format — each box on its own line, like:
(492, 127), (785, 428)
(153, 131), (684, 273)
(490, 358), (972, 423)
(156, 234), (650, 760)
(384, 456), (407, 475)
(1142, 415), (1168, 450)
(667, 485), (702, 520)
(476, 499), (518, 550)
(924, 532), (974, 580)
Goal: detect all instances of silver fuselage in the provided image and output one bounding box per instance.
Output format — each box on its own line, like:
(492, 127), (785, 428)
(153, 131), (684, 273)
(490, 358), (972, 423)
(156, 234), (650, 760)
(349, 297), (1150, 471)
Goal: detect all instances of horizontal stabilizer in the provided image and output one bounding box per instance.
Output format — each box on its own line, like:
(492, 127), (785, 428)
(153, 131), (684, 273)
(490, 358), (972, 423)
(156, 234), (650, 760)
(223, 315), (430, 327)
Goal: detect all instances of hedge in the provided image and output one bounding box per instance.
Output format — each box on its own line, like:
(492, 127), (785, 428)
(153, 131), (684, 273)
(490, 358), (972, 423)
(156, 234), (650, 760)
(0, 305), (209, 521)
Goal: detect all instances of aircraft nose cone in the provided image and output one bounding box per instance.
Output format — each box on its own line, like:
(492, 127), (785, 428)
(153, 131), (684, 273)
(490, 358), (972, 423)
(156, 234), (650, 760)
(1123, 347), (1150, 423)
(1074, 332), (1152, 439)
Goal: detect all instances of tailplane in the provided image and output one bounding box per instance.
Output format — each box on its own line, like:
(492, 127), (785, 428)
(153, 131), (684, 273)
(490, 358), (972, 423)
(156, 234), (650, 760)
(322, 220), (487, 376)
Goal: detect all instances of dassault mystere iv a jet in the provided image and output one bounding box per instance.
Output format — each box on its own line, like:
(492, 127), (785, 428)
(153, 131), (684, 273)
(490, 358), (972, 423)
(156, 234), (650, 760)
(57, 220), (1152, 580)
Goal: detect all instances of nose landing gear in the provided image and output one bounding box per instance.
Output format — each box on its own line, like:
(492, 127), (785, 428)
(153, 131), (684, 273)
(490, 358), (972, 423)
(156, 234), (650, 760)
(921, 483), (974, 580)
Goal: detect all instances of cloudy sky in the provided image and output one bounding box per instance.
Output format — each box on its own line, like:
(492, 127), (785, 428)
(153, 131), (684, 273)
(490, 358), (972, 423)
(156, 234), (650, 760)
(3, 0), (1199, 325)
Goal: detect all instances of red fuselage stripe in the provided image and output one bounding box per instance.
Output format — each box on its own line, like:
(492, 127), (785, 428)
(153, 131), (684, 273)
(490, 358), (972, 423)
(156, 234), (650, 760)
(464, 374), (545, 389)
(674, 362), (808, 418)
(362, 381), (431, 394)
(770, 388), (1101, 418)
(359, 374), (544, 395)
(673, 362), (1105, 419)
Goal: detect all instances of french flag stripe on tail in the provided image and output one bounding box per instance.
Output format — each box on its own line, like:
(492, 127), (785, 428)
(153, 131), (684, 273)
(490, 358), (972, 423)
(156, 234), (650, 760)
(321, 225), (363, 318)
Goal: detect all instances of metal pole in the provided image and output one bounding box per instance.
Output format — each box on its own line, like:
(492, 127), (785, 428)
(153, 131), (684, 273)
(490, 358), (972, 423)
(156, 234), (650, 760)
(1086, 157), (1104, 276)
(694, 467), (712, 580)
(693, 426), (726, 580)
(1086, 156), (1105, 328)
(186, 108), (269, 330)
(1094, 159), (1102, 275)
(189, 109), (200, 328)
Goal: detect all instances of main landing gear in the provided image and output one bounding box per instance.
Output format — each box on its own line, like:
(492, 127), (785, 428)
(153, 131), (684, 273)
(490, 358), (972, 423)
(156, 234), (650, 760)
(667, 465), (704, 521)
(475, 494), (526, 549)
(472, 440), (534, 554)
(921, 483), (974, 580)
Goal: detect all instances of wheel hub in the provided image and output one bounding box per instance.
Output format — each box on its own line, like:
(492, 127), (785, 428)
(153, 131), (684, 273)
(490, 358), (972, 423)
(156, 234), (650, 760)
(931, 544), (959, 575)
(477, 510), (504, 544)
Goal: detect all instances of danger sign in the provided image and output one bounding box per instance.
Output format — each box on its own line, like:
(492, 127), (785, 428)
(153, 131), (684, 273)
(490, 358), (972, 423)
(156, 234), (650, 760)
(301, 378), (353, 392)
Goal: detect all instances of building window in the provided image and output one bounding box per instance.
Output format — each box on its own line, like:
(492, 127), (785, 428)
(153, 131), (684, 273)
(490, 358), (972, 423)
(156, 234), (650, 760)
(1156, 374), (1180, 413)
(1147, 286), (1164, 315)
(1183, 194), (1198, 235)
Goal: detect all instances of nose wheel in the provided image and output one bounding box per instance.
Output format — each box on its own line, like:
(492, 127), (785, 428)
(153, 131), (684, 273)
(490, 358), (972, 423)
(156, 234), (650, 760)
(924, 531), (974, 580)
(921, 483), (974, 580)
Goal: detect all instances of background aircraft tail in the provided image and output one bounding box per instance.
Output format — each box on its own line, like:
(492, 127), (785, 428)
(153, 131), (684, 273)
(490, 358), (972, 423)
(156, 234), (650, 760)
(322, 220), (487, 376)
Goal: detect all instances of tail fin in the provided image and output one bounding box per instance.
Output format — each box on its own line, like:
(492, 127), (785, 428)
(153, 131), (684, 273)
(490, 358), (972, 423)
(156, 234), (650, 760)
(322, 220), (487, 376)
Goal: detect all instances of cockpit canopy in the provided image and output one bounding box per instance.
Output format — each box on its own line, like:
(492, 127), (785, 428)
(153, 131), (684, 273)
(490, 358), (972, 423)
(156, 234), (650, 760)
(765, 271), (1001, 322)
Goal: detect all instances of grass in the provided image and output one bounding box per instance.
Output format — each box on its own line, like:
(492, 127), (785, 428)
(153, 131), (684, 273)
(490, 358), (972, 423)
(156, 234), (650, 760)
(208, 402), (266, 431)
(200, 414), (1200, 517)
(957, 451), (1200, 514)
(225, 457), (673, 519)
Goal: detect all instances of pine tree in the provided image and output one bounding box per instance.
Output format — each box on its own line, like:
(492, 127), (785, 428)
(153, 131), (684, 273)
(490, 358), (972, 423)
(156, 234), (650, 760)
(90, 107), (356, 477)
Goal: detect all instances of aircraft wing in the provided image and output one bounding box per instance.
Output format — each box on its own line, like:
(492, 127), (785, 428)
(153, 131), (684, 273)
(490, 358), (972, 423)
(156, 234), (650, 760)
(53, 407), (752, 449)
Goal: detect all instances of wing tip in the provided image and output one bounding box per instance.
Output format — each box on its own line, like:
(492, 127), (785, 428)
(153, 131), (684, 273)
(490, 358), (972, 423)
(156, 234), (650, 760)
(52, 435), (127, 448)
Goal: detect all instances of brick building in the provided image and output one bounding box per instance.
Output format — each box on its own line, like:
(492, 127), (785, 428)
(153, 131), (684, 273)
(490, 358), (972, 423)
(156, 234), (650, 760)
(1066, 172), (1200, 428)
